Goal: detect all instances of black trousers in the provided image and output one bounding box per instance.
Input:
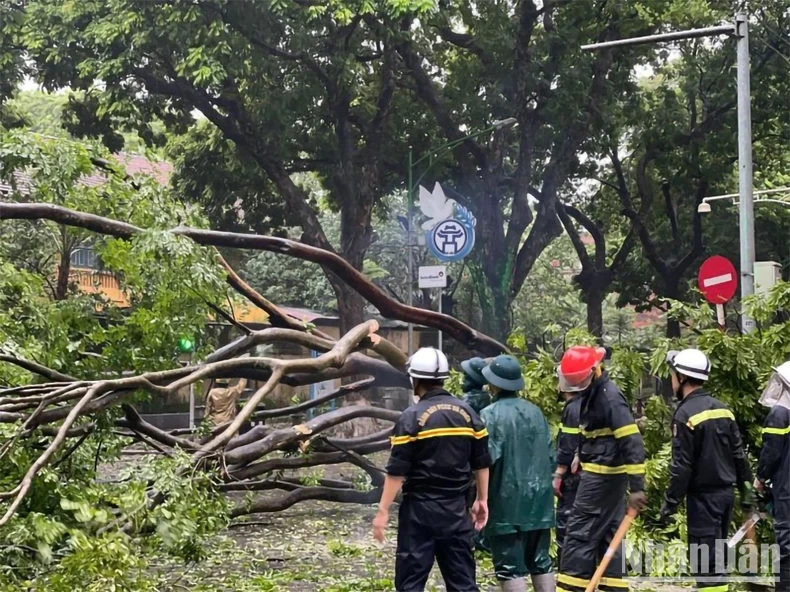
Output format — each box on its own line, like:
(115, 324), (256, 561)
(558, 473), (628, 592)
(775, 497), (790, 591)
(395, 496), (478, 592)
(556, 473), (580, 554)
(687, 488), (734, 591)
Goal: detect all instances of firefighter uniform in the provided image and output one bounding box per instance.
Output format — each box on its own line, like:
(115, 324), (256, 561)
(558, 373), (646, 592)
(386, 387), (492, 592)
(757, 404), (790, 589)
(556, 394), (582, 553)
(663, 389), (752, 592)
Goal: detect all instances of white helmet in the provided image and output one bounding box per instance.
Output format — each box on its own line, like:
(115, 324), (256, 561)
(407, 347), (450, 381)
(760, 361), (790, 409)
(666, 348), (711, 382)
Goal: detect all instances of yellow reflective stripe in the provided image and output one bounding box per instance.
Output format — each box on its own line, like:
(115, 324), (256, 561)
(390, 426), (487, 445)
(582, 463), (626, 474)
(390, 435), (412, 446)
(560, 426), (580, 434)
(581, 427), (614, 438)
(418, 427), (473, 440)
(626, 463), (646, 475)
(581, 463), (645, 475)
(764, 425), (790, 435)
(702, 586), (728, 592)
(613, 424), (640, 439)
(687, 408), (735, 428)
(558, 574), (590, 587)
(600, 576), (629, 588)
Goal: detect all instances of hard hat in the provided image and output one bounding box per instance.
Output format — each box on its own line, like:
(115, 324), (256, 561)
(460, 357), (487, 385)
(214, 377), (230, 386)
(407, 347), (450, 381)
(774, 361), (790, 387)
(666, 348), (710, 382)
(760, 361), (790, 409)
(482, 355), (525, 391)
(559, 346), (606, 391)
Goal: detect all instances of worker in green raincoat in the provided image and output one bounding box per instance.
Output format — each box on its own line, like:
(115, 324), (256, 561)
(461, 357), (491, 414)
(461, 356), (492, 553)
(481, 355), (556, 592)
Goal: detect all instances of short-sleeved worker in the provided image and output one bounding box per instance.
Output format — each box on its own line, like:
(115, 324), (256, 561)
(387, 388), (491, 592)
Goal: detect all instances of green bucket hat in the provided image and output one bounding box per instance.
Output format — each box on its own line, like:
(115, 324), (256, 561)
(482, 354), (525, 392)
(460, 357), (487, 385)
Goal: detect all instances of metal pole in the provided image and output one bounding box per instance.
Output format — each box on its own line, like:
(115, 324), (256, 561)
(188, 352), (195, 429)
(407, 147), (414, 355)
(437, 288), (443, 351)
(581, 25), (733, 50)
(736, 13), (756, 333)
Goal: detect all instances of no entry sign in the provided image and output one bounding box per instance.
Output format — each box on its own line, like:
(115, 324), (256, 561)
(698, 256), (738, 304)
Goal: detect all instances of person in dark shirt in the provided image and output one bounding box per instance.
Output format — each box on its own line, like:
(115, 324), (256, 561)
(754, 362), (790, 589)
(554, 371), (582, 555)
(372, 347), (492, 592)
(658, 349), (753, 592)
(557, 346), (647, 592)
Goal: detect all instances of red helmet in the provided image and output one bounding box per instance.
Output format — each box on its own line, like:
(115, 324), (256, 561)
(559, 346), (606, 390)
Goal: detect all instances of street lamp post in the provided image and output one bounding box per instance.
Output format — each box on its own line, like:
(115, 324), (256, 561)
(583, 14), (756, 334)
(405, 118), (517, 355)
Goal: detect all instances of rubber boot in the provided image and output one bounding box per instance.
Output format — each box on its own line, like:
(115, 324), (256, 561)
(531, 573), (556, 592)
(499, 577), (528, 592)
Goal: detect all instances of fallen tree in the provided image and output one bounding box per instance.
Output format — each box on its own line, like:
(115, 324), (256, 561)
(0, 199), (508, 537)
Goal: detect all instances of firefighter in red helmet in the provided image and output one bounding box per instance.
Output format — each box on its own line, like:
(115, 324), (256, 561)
(557, 346), (647, 592)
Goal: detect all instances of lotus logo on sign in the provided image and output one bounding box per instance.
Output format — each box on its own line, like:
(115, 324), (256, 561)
(417, 183), (476, 262)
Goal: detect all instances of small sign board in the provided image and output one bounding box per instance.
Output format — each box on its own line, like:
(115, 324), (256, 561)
(418, 265), (447, 289)
(698, 256), (738, 304)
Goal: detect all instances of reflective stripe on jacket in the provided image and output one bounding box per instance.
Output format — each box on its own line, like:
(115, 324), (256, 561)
(557, 395), (582, 468)
(386, 389), (492, 499)
(665, 389), (752, 508)
(578, 374), (646, 492)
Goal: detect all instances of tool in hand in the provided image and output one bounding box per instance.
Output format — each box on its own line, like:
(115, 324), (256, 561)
(585, 507), (638, 592)
(727, 513), (762, 548)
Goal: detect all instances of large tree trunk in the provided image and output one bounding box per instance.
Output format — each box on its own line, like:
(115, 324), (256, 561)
(586, 287), (606, 339)
(664, 275), (681, 339)
(54, 232), (70, 301)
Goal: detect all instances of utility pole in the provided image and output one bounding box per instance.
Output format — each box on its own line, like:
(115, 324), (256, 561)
(582, 14), (755, 333)
(407, 147), (414, 355)
(735, 13), (756, 332)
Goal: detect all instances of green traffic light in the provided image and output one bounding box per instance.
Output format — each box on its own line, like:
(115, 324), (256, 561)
(178, 337), (195, 353)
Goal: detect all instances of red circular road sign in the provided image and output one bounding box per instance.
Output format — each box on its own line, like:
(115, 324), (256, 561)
(698, 256), (738, 304)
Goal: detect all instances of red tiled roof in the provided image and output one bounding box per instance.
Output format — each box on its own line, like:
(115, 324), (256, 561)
(0, 152), (171, 195)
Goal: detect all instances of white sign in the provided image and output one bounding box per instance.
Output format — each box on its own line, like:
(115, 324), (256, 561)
(418, 265), (447, 289)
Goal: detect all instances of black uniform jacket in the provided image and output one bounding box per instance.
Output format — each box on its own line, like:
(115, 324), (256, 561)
(557, 395), (582, 468)
(578, 373), (646, 492)
(386, 388), (492, 500)
(757, 404), (790, 509)
(665, 389), (752, 508)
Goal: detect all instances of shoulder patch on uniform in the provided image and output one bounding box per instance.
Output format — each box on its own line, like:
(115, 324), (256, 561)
(672, 422), (677, 437)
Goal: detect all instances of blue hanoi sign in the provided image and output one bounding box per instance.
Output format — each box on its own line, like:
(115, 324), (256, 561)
(419, 183), (476, 263)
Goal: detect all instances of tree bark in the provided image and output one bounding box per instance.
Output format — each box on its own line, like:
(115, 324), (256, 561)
(0, 202), (507, 355)
(54, 228), (70, 301)
(586, 288), (605, 338)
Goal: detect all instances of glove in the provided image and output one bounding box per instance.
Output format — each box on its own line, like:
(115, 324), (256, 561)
(741, 481), (757, 513)
(656, 504), (676, 527)
(628, 490), (648, 512)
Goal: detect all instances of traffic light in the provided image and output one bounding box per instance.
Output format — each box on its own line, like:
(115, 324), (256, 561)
(178, 337), (195, 353)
